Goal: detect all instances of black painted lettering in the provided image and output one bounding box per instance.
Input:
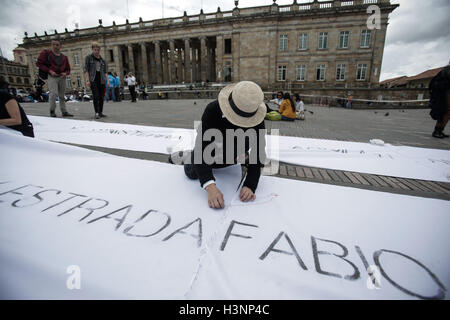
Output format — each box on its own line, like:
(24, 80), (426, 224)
(87, 205), (132, 230)
(123, 209), (171, 237)
(259, 232), (307, 270)
(41, 193), (88, 212)
(12, 189), (61, 208)
(57, 198), (109, 221)
(220, 220), (258, 251)
(0, 185), (43, 205)
(163, 218), (202, 248)
(311, 236), (360, 280)
(374, 249), (446, 300)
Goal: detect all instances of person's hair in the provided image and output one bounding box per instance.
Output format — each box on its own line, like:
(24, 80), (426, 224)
(51, 40), (61, 44)
(293, 93), (300, 102)
(108, 72), (112, 76)
(113, 72), (117, 76)
(283, 92), (296, 112)
(277, 91), (284, 98)
(0, 77), (9, 90)
(91, 42), (100, 49)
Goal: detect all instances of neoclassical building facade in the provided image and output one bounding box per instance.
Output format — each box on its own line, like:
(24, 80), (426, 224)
(19, 0), (398, 91)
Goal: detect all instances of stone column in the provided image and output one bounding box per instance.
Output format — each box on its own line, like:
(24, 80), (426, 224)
(163, 46), (169, 84)
(216, 35), (223, 82)
(169, 39), (176, 84)
(200, 37), (207, 82)
(127, 44), (135, 74)
(191, 47), (197, 82)
(140, 42), (149, 85)
(149, 44), (156, 84)
(184, 38), (191, 83)
(177, 47), (183, 83)
(113, 45), (124, 78)
(153, 40), (162, 84)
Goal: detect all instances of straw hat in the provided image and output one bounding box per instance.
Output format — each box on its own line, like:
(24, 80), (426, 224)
(218, 81), (267, 128)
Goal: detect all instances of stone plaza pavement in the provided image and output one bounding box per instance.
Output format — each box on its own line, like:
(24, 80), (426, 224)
(21, 99), (450, 201)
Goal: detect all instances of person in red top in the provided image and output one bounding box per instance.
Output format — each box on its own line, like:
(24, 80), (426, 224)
(36, 40), (73, 118)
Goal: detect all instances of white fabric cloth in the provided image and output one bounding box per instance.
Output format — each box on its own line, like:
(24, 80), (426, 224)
(125, 76), (136, 86)
(0, 129), (449, 299)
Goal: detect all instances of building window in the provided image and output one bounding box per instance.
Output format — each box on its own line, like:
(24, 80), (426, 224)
(8, 77), (14, 83)
(316, 64), (326, 81)
(339, 31), (350, 49)
(296, 65), (306, 81)
(357, 64), (368, 80)
(19, 56), (24, 63)
(24, 78), (30, 84)
(66, 76), (71, 88)
(16, 77), (22, 84)
(298, 33), (308, 50)
(77, 76), (82, 88)
(224, 39), (232, 54)
(279, 35), (288, 52)
(361, 30), (372, 48)
(74, 53), (79, 66)
(109, 50), (114, 62)
(336, 64), (346, 81)
(277, 65), (287, 81)
(318, 32), (328, 49)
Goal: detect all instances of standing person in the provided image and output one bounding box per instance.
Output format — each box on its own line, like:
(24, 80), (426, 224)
(177, 81), (267, 209)
(84, 42), (110, 119)
(430, 65), (450, 138)
(346, 93), (353, 109)
(105, 72), (116, 102)
(33, 75), (45, 102)
(279, 92), (296, 121)
(0, 78), (34, 137)
(293, 93), (305, 120)
(125, 73), (137, 102)
(113, 72), (121, 102)
(36, 40), (73, 117)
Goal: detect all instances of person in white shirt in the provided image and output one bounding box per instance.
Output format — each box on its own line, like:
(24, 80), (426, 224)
(124, 73), (137, 102)
(293, 93), (305, 120)
(269, 91), (284, 111)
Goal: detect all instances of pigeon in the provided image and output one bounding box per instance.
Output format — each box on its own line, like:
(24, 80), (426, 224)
(385, 112), (390, 116)
(374, 111), (378, 114)
(193, 101), (197, 105)
(308, 110), (314, 115)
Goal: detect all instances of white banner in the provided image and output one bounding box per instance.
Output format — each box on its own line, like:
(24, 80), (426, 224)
(0, 129), (449, 299)
(29, 116), (450, 183)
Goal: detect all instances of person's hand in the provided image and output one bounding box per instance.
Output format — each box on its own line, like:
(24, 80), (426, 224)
(205, 184), (225, 209)
(240, 186), (256, 202)
(86, 80), (91, 88)
(60, 72), (67, 78)
(49, 70), (58, 77)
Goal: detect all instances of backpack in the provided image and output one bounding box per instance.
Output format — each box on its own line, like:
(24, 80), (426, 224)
(265, 111), (282, 121)
(38, 50), (51, 80)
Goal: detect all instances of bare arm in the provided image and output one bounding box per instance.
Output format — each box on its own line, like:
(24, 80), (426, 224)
(0, 99), (22, 126)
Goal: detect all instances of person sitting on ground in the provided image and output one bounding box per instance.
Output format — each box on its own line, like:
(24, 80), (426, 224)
(0, 78), (34, 138)
(175, 81), (267, 209)
(268, 91), (283, 112)
(279, 92), (296, 121)
(429, 64), (450, 139)
(293, 93), (305, 120)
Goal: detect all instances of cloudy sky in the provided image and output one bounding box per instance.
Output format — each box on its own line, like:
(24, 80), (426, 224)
(0, 0), (449, 81)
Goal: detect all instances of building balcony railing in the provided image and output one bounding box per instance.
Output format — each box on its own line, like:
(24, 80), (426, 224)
(23, 0), (394, 43)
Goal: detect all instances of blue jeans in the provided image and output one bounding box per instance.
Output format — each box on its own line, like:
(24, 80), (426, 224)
(105, 87), (115, 102)
(281, 116), (295, 121)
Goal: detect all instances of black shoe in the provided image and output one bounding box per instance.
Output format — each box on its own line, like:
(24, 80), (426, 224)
(95, 113), (100, 119)
(62, 112), (74, 117)
(50, 112), (56, 117)
(99, 113), (107, 118)
(432, 130), (445, 139)
(442, 132), (450, 138)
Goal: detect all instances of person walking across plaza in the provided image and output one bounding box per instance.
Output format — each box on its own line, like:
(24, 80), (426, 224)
(105, 72), (116, 102)
(113, 72), (121, 102)
(125, 73), (137, 102)
(430, 64), (450, 139)
(84, 42), (110, 119)
(36, 40), (73, 118)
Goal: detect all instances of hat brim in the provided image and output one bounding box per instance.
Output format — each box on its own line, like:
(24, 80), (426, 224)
(218, 84), (267, 128)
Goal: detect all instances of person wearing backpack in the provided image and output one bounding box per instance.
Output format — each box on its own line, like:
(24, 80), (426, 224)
(429, 65), (450, 139)
(36, 40), (74, 118)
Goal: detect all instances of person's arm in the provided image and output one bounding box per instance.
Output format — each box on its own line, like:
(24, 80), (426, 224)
(104, 60), (110, 87)
(36, 51), (50, 73)
(0, 99), (22, 126)
(242, 122), (266, 198)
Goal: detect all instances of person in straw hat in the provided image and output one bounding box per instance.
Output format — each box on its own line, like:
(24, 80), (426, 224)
(175, 81), (267, 209)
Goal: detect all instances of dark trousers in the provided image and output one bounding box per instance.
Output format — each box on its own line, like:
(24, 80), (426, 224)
(129, 85), (136, 102)
(91, 75), (105, 114)
(114, 87), (120, 101)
